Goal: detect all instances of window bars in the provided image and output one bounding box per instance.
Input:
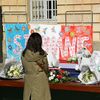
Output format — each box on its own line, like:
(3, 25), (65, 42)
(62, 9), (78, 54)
(30, 0), (57, 22)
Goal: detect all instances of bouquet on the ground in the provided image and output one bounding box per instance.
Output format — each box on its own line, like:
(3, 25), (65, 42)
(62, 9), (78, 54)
(3, 61), (24, 79)
(0, 61), (24, 79)
(48, 67), (77, 83)
(67, 56), (78, 63)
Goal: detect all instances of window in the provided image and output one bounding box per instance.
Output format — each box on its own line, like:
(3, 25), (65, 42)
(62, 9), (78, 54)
(30, 0), (57, 22)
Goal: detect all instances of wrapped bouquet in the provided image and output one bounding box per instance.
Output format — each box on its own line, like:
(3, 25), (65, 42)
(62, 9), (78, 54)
(48, 67), (77, 83)
(4, 62), (24, 79)
(0, 60), (24, 79)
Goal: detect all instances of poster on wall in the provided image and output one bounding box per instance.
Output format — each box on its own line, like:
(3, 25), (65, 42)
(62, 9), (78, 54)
(60, 25), (93, 61)
(5, 24), (29, 61)
(29, 24), (93, 68)
(4, 24), (93, 68)
(29, 24), (61, 67)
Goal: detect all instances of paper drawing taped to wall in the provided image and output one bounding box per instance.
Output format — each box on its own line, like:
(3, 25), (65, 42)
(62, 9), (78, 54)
(29, 24), (93, 67)
(5, 24), (29, 61)
(5, 24), (93, 67)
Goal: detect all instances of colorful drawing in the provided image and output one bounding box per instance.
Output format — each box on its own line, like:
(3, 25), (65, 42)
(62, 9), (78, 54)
(29, 24), (93, 64)
(5, 24), (29, 61)
(5, 24), (93, 66)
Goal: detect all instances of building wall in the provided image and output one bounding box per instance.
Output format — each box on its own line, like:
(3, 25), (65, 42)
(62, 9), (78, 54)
(57, 0), (100, 44)
(1, 0), (100, 42)
(0, 0), (29, 65)
(1, 0), (28, 23)
(0, 0), (100, 65)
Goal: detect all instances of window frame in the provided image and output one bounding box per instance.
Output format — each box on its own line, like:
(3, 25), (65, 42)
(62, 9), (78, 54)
(30, 0), (57, 23)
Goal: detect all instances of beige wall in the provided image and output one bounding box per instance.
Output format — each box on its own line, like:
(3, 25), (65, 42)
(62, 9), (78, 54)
(57, 0), (100, 43)
(1, 0), (28, 23)
(0, 0), (29, 65)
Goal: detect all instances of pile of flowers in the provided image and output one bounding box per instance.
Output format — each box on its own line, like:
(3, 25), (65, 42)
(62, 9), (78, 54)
(4, 62), (24, 79)
(67, 56), (78, 63)
(48, 67), (77, 83)
(79, 70), (97, 84)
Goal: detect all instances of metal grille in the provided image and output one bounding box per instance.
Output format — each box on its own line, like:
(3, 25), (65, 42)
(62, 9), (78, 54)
(30, 0), (57, 22)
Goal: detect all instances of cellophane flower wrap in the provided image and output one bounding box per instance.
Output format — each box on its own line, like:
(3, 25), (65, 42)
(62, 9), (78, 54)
(4, 61), (24, 79)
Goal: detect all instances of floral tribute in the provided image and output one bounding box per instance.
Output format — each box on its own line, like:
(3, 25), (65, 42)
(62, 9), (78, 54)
(48, 67), (77, 83)
(67, 56), (78, 63)
(4, 62), (24, 79)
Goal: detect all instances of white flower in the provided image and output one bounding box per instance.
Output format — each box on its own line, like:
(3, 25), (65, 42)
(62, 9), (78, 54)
(49, 76), (54, 81)
(10, 66), (15, 71)
(50, 72), (53, 76)
(52, 74), (55, 77)
(7, 71), (13, 77)
(13, 70), (20, 77)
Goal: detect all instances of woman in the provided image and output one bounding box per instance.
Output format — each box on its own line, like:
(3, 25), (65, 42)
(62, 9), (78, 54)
(21, 32), (51, 100)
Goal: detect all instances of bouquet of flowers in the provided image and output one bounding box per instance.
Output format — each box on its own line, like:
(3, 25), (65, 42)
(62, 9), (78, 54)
(67, 56), (78, 63)
(48, 68), (77, 83)
(4, 61), (24, 79)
